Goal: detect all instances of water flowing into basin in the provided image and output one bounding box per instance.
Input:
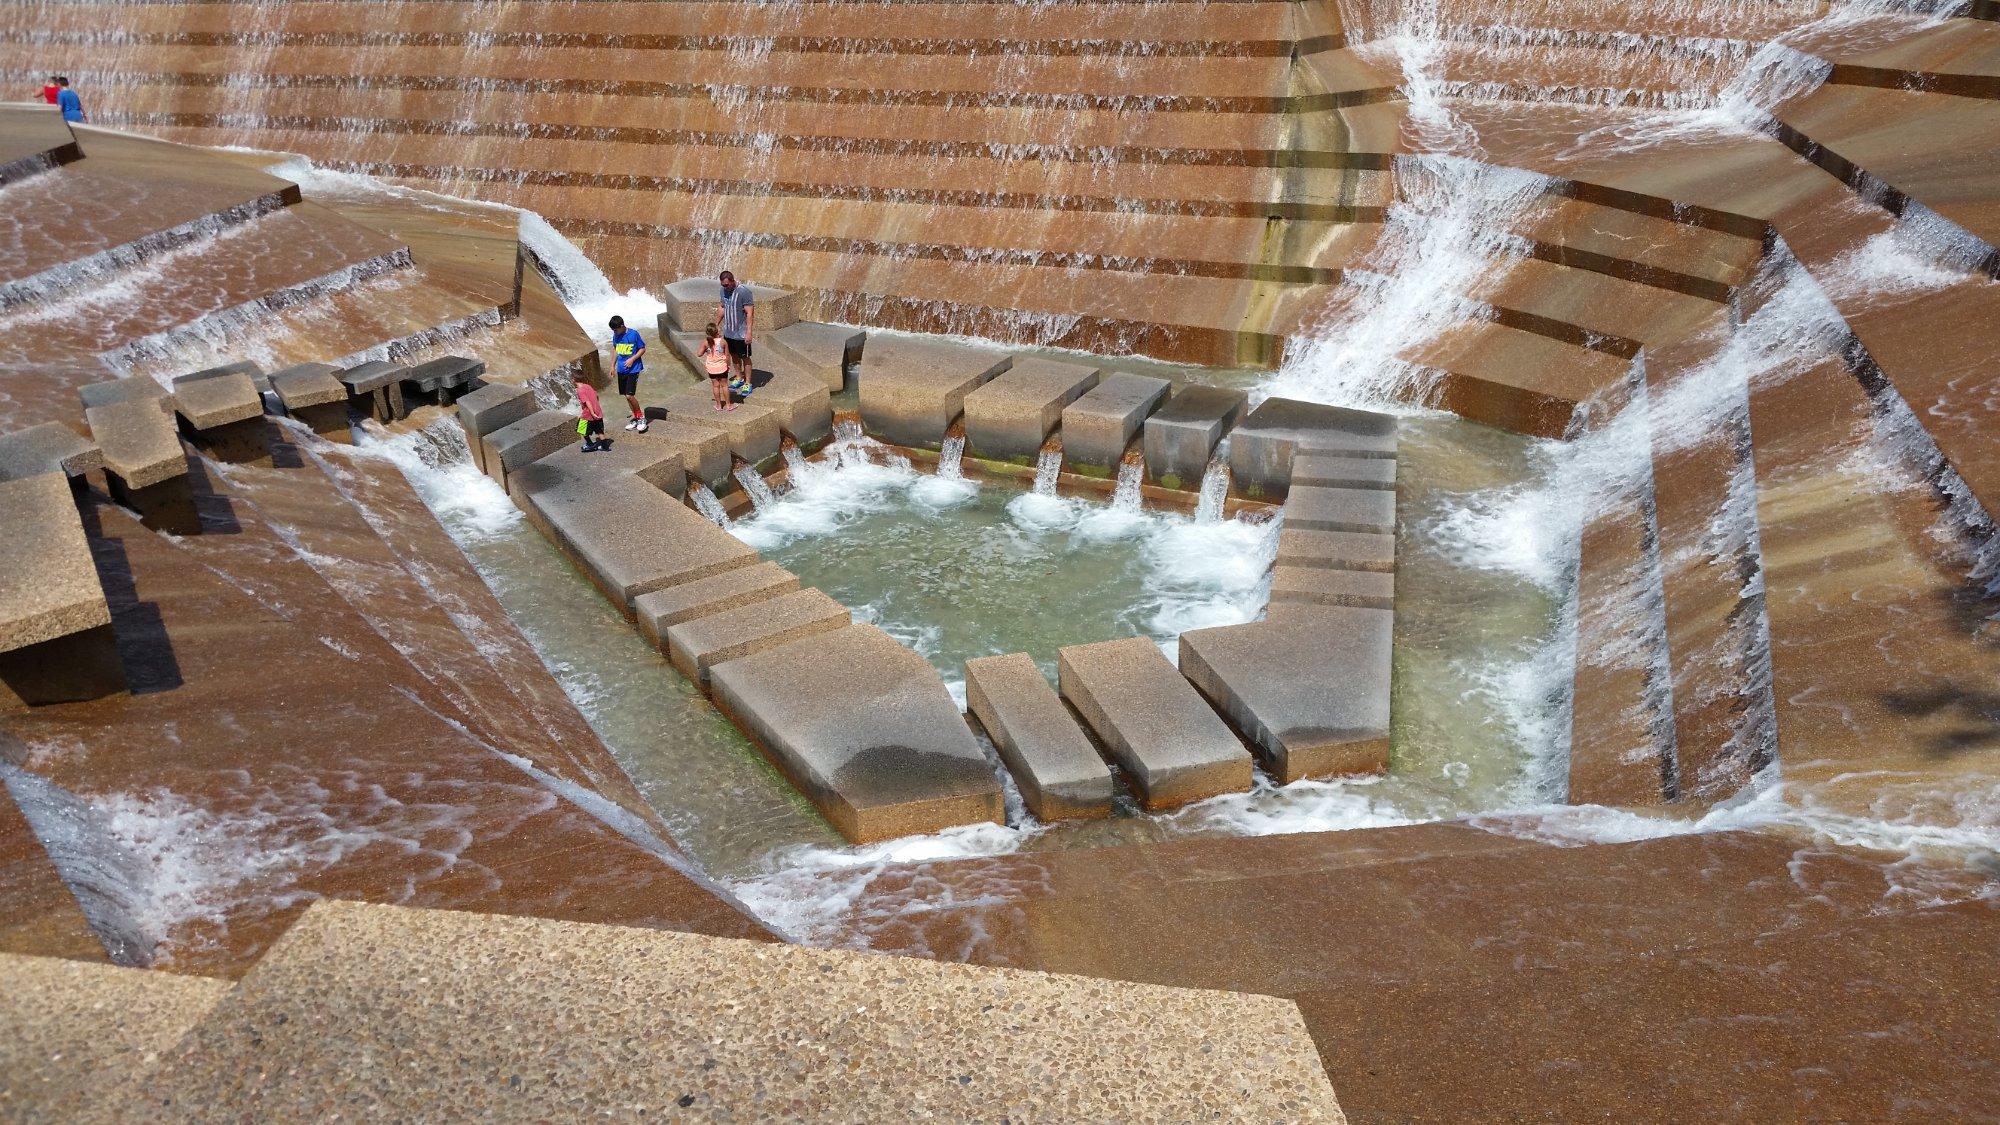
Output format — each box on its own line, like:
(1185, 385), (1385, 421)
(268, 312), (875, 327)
(733, 464), (778, 511)
(688, 482), (731, 527)
(1194, 456), (1231, 525)
(1031, 441), (1063, 496)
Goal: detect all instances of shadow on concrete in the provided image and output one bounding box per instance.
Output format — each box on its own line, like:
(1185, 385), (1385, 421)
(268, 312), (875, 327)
(77, 495), (182, 695)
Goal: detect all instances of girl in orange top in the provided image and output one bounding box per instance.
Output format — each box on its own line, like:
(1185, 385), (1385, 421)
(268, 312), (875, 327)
(700, 322), (735, 411)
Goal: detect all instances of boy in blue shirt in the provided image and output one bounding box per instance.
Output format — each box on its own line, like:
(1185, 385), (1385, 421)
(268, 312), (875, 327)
(608, 315), (647, 432)
(54, 77), (84, 123)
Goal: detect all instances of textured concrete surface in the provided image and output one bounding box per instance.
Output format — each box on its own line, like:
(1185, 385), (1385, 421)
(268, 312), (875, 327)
(401, 354), (483, 394)
(111, 900), (1340, 1122)
(1268, 566), (1395, 609)
(0, 954), (230, 1121)
(965, 652), (1115, 821)
(171, 370), (263, 430)
(0, 473), (111, 653)
(83, 398), (185, 490)
(634, 562), (800, 646)
(662, 277), (798, 333)
(524, 476), (756, 609)
(1274, 529), (1397, 572)
(1181, 607), (1393, 783)
(0, 780), (105, 962)
(634, 413), (734, 486)
(766, 320), (866, 391)
(1284, 485), (1396, 534)
(1290, 451), (1397, 491)
(0, 422), (102, 483)
(1060, 373), (1170, 472)
(1230, 398), (1396, 500)
(710, 624), (1003, 842)
(173, 360), (266, 392)
(749, 362), (833, 448)
(962, 358), (1100, 463)
(77, 376), (166, 411)
(858, 334), (1012, 449)
(1143, 384), (1247, 490)
(454, 382), (537, 472)
(1057, 637), (1251, 809)
(267, 362), (346, 410)
(481, 409), (577, 490)
(662, 385), (783, 465)
(337, 359), (403, 394)
(665, 587), (850, 684)
(508, 429), (686, 499)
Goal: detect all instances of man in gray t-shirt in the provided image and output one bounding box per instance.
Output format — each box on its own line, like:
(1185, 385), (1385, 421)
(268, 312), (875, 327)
(716, 270), (755, 390)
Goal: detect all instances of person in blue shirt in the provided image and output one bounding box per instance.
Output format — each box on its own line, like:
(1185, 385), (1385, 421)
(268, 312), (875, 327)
(608, 315), (647, 432)
(54, 77), (84, 123)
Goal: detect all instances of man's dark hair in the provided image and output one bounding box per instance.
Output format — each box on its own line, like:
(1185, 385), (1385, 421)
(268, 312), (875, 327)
(55, 76), (69, 87)
(719, 270), (735, 283)
(608, 315), (624, 331)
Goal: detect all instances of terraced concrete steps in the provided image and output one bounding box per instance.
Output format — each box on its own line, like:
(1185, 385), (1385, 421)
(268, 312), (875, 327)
(961, 357), (1101, 462)
(1057, 636), (1252, 810)
(0, 103), (79, 186)
(965, 652), (1116, 822)
(664, 587), (851, 685)
(858, 333), (1012, 449)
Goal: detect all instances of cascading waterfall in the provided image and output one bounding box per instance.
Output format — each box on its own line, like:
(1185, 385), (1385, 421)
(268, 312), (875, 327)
(936, 432), (967, 481)
(1031, 444), (1063, 496)
(689, 482), (731, 526)
(782, 444), (807, 475)
(1194, 456), (1231, 524)
(733, 465), (778, 511)
(1110, 456), (1145, 513)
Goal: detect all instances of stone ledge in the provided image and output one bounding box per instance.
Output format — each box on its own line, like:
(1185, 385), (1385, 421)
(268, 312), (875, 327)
(635, 561), (800, 646)
(0, 473), (110, 653)
(0, 423), (102, 484)
(523, 476), (757, 611)
(77, 377), (167, 412)
(1057, 636), (1251, 810)
(963, 358), (1101, 463)
(1230, 398), (1396, 500)
(1274, 528), (1396, 572)
(765, 320), (866, 391)
(1143, 384), (1247, 489)
(858, 334), (1013, 449)
(84, 398), (186, 490)
(1061, 373), (1171, 472)
(662, 277), (799, 334)
(482, 410), (578, 492)
(662, 387), (784, 465)
(454, 382), (538, 473)
(1284, 485), (1396, 534)
(665, 587), (850, 684)
(965, 652), (1116, 822)
(268, 363), (347, 410)
(1269, 566), (1394, 609)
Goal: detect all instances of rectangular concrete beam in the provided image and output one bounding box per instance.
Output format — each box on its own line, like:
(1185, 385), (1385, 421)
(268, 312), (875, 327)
(1143, 385), (1248, 491)
(663, 278), (799, 334)
(1230, 397), (1396, 501)
(77, 377), (166, 411)
(268, 363), (348, 441)
(1268, 566), (1395, 609)
(0, 423), (102, 484)
(965, 652), (1115, 822)
(662, 387), (783, 466)
(1284, 485), (1396, 534)
(637, 413), (734, 487)
(750, 362), (833, 449)
(454, 382), (538, 473)
(523, 477), (756, 610)
(0, 473), (111, 653)
(507, 431), (686, 500)
(401, 355), (484, 398)
(171, 370), (263, 430)
(962, 359), (1100, 464)
(1274, 528), (1397, 572)
(482, 410), (578, 492)
(858, 335), (1012, 449)
(84, 398), (185, 490)
(634, 562), (800, 647)
(1291, 451), (1397, 491)
(174, 360), (267, 393)
(710, 623), (1004, 843)
(1056, 636), (1251, 810)
(339, 361), (407, 423)
(1180, 606), (1392, 783)
(1061, 373), (1170, 473)
(766, 321), (866, 392)
(665, 588), (850, 685)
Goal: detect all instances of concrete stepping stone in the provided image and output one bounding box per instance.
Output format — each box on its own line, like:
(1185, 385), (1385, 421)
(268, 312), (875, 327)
(1056, 636), (1251, 810)
(508, 430), (686, 499)
(268, 362), (351, 442)
(661, 276), (798, 333)
(453, 382), (537, 473)
(0, 422), (102, 485)
(664, 587), (850, 684)
(710, 623), (1004, 842)
(400, 354), (483, 404)
(84, 398), (195, 534)
(858, 334), (1012, 449)
(965, 652), (1116, 822)
(661, 385), (783, 466)
(1284, 484), (1396, 534)
(0, 474), (123, 708)
(766, 321), (865, 391)
(1290, 451), (1397, 491)
(523, 476), (756, 610)
(108, 900), (1339, 1121)
(481, 409), (578, 493)
(749, 361), (833, 449)
(962, 358), (1100, 463)
(174, 360), (268, 393)
(338, 360), (407, 422)
(172, 368), (271, 463)
(1268, 565), (1395, 609)
(1275, 528), (1397, 572)
(1180, 605), (1392, 783)
(1061, 373), (1171, 474)
(636, 412), (733, 487)
(1143, 384), (1248, 491)
(76, 376), (166, 411)
(1230, 397), (1396, 500)
(634, 562), (800, 647)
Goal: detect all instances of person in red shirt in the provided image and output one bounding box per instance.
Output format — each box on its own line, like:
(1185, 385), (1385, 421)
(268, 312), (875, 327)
(40, 76), (59, 105)
(575, 368), (608, 452)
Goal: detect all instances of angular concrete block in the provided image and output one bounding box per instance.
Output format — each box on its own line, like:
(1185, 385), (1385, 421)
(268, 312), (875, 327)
(962, 359), (1100, 463)
(0, 423), (102, 485)
(401, 354), (484, 402)
(858, 335), (1012, 449)
(1284, 485), (1396, 534)
(662, 386), (783, 466)
(268, 363), (346, 410)
(663, 277), (798, 333)
(709, 623), (1004, 843)
(85, 398), (185, 490)
(766, 321), (865, 391)
(77, 376), (167, 411)
(1274, 528), (1397, 572)
(1268, 566), (1394, 609)
(339, 360), (407, 423)
(637, 413), (734, 487)
(1056, 637), (1251, 810)
(0, 473), (112, 653)
(665, 587), (850, 684)
(454, 382), (538, 473)
(507, 430), (685, 501)
(481, 410), (577, 491)
(1143, 385), (1248, 490)
(634, 562), (801, 647)
(523, 477), (756, 610)
(1290, 451), (1397, 491)
(751, 362), (833, 449)
(0, 622), (125, 710)
(965, 652), (1115, 822)
(1230, 398), (1396, 501)
(1061, 373), (1170, 473)
(1180, 606), (1392, 783)
(174, 360), (267, 393)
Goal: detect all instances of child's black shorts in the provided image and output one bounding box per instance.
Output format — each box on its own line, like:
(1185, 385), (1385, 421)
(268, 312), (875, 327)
(616, 369), (641, 396)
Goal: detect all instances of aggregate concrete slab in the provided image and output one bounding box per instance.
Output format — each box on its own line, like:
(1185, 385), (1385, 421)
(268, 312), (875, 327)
(0, 423), (102, 484)
(766, 320), (866, 391)
(172, 360), (267, 393)
(111, 900), (1341, 1121)
(481, 410), (578, 491)
(77, 376), (166, 411)
(1275, 528), (1397, 572)
(1284, 485), (1397, 534)
(635, 412), (734, 487)
(634, 562), (800, 646)
(858, 334), (1012, 449)
(268, 363), (346, 409)
(401, 354), (484, 395)
(507, 430), (686, 500)
(964, 652), (1115, 822)
(454, 382), (538, 473)
(1230, 398), (1396, 501)
(338, 360), (403, 394)
(1056, 636), (1251, 810)
(1268, 566), (1395, 609)
(662, 277), (798, 333)
(661, 385), (783, 465)
(1061, 373), (1171, 473)
(710, 624), (1004, 842)
(1291, 451), (1397, 491)
(962, 358), (1100, 463)
(1143, 384), (1248, 490)
(171, 370), (263, 430)
(0, 473), (111, 653)
(84, 398), (185, 489)
(664, 587), (850, 684)
(524, 476), (756, 610)
(1180, 606), (1392, 783)
(750, 362), (833, 448)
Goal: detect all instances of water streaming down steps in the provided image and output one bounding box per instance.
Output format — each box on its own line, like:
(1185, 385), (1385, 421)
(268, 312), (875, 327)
(1110, 453), (1145, 513)
(1031, 441), (1063, 496)
(935, 431), (967, 482)
(688, 482), (731, 527)
(1194, 455), (1231, 525)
